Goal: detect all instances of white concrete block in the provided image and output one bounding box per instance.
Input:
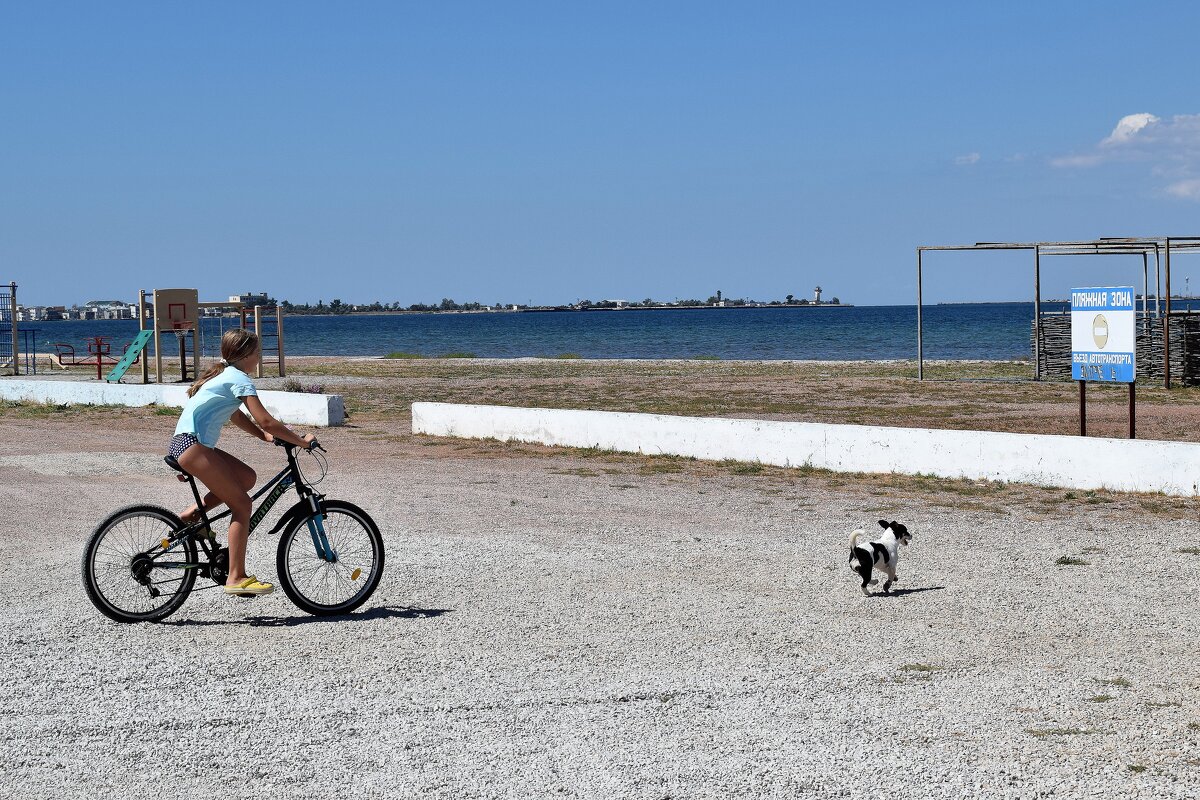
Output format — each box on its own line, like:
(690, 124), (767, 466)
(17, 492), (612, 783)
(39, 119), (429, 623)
(0, 380), (344, 427)
(412, 401), (1200, 496)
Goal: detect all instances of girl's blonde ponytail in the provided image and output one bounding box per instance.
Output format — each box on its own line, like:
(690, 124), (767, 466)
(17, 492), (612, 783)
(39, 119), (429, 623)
(187, 329), (261, 397)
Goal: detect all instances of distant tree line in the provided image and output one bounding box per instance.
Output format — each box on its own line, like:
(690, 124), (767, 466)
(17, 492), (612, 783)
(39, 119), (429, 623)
(280, 298), (500, 314)
(277, 292), (843, 315)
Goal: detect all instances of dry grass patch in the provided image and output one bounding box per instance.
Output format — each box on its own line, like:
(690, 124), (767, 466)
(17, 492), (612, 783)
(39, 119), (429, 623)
(284, 356), (1200, 441)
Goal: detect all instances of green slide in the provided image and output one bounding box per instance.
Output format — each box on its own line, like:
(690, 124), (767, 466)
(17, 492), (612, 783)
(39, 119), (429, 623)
(105, 329), (154, 383)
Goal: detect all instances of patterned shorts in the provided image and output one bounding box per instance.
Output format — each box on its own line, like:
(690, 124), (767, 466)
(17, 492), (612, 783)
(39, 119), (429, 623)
(168, 433), (200, 459)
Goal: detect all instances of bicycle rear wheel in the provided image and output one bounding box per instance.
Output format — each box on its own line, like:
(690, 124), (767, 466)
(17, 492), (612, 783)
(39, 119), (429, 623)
(82, 505), (197, 623)
(276, 500), (384, 615)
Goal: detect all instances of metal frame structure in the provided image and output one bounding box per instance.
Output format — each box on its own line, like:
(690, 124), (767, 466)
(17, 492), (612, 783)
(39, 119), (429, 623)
(1, 281), (17, 376)
(916, 237), (1200, 386)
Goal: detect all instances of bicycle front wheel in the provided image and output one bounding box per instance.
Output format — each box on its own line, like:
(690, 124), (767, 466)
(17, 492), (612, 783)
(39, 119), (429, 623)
(276, 500), (384, 616)
(82, 505), (197, 623)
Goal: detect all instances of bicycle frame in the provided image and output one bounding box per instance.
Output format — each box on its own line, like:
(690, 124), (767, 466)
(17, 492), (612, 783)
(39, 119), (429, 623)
(150, 444), (337, 578)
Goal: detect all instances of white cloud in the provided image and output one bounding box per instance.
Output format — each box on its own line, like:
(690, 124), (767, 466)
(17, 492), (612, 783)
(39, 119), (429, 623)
(1101, 113), (1159, 146)
(1052, 112), (1200, 200)
(1166, 178), (1200, 199)
(954, 152), (981, 166)
(1050, 153), (1102, 168)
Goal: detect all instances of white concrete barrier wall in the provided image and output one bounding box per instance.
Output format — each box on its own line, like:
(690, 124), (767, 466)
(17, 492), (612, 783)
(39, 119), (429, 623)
(0, 380), (344, 427)
(412, 401), (1200, 496)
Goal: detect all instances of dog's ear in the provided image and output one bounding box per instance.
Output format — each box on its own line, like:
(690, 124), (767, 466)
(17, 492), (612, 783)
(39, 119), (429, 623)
(878, 519), (889, 529)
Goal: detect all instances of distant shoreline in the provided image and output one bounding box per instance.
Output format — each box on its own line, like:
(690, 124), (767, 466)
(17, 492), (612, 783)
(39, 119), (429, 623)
(18, 303), (857, 321)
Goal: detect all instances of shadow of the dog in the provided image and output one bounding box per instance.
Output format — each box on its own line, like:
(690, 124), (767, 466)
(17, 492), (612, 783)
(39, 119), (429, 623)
(868, 586), (945, 598)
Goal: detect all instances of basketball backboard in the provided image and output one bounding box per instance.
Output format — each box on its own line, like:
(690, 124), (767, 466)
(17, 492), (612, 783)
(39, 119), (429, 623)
(152, 288), (199, 332)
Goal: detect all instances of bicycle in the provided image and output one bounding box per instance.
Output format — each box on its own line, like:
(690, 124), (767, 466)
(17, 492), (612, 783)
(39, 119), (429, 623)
(82, 438), (385, 623)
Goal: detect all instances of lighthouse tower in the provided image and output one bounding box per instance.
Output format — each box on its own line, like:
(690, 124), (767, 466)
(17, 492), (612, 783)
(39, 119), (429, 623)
(813, 286), (822, 304)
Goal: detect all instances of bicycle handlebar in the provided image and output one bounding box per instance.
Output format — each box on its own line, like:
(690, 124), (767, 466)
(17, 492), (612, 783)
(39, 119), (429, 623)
(274, 437), (323, 452)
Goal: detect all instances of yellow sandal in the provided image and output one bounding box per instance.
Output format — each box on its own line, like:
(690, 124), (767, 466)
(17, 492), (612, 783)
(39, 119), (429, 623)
(224, 575), (274, 597)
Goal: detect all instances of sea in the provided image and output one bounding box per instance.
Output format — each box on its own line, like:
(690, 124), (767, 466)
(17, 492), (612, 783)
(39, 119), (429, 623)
(16, 303), (1069, 362)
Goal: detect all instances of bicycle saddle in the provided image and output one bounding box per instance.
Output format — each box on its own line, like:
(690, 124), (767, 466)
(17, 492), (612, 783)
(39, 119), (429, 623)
(164, 456), (189, 475)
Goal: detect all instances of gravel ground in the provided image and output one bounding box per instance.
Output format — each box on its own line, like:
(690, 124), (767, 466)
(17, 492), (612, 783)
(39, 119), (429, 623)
(2, 415), (1200, 799)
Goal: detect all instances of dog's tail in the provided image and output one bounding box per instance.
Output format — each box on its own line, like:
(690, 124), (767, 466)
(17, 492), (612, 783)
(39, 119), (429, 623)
(848, 528), (865, 567)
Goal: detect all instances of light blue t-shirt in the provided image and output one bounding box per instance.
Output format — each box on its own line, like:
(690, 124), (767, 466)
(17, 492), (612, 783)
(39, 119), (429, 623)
(174, 366), (258, 447)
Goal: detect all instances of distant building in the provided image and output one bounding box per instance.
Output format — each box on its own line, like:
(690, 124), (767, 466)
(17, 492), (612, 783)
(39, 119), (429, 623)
(229, 292), (275, 308)
(84, 300), (132, 320)
(814, 286), (823, 304)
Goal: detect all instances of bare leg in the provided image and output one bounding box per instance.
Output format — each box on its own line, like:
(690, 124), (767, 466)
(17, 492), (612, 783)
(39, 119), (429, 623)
(178, 449), (255, 523)
(177, 445), (255, 586)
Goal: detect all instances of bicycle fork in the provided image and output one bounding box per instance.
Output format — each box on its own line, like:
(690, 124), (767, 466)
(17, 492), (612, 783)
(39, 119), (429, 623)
(305, 495), (337, 563)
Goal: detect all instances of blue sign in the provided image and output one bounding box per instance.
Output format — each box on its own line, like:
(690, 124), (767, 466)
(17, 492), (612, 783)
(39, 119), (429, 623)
(1070, 286), (1136, 383)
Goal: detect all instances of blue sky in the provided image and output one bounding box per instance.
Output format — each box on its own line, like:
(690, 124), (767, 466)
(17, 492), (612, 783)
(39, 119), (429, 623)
(3, 1), (1199, 307)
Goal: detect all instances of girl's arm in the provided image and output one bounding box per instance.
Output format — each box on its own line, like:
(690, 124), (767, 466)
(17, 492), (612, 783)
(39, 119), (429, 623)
(242, 396), (314, 448)
(230, 409), (271, 442)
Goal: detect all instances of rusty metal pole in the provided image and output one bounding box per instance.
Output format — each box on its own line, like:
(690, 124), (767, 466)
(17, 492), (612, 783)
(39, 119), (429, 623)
(1165, 238), (1172, 389)
(1141, 252), (1148, 317)
(9, 283), (19, 376)
(1079, 380), (1086, 436)
(1129, 382), (1136, 439)
(916, 249), (924, 380)
(1033, 246), (1042, 380)
(1139, 251), (1150, 387)
(1154, 244), (1161, 317)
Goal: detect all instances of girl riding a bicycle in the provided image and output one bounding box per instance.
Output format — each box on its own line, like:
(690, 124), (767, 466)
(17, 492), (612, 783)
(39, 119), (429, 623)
(169, 329), (314, 596)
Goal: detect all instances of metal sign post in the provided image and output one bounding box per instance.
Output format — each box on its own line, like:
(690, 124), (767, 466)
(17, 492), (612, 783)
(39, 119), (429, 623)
(1071, 286), (1136, 438)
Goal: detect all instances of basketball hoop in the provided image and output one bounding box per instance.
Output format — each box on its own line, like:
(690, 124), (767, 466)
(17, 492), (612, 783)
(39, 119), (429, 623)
(170, 319), (193, 334)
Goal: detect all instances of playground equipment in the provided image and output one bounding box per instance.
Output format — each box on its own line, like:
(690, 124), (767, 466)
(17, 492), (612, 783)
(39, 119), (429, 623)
(72, 336), (121, 380)
(54, 336), (145, 378)
(1, 281), (21, 376)
(241, 304), (286, 378)
(135, 288), (200, 384)
(104, 330), (154, 383)
(111, 288), (287, 384)
(199, 303), (286, 378)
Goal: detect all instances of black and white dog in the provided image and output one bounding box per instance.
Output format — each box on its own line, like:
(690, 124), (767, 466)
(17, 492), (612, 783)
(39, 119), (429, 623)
(848, 520), (912, 595)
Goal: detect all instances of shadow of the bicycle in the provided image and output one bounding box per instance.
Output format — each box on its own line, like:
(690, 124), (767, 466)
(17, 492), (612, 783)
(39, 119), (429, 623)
(168, 605), (452, 627)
